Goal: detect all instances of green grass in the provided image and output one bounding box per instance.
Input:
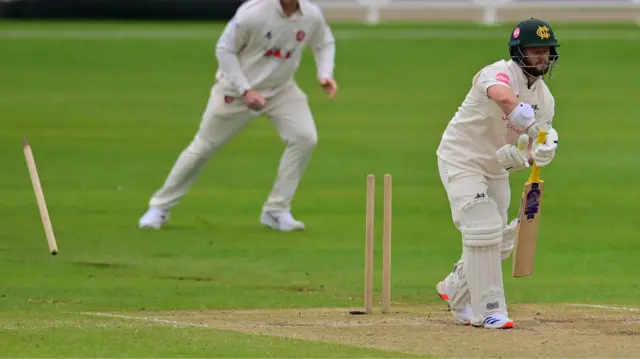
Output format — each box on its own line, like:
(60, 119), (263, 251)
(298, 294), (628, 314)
(1, 20), (639, 357)
(1, 321), (412, 357)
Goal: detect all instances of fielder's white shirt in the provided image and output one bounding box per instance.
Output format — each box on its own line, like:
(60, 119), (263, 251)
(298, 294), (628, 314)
(215, 0), (335, 98)
(437, 59), (555, 179)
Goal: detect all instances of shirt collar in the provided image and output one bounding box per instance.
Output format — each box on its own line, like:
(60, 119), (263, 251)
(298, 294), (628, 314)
(274, 0), (303, 18)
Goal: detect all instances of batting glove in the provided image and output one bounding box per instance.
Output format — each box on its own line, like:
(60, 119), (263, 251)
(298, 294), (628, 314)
(496, 140), (529, 173)
(532, 128), (558, 167)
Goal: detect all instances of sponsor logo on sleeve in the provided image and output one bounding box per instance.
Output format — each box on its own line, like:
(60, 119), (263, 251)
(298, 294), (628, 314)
(496, 73), (511, 86)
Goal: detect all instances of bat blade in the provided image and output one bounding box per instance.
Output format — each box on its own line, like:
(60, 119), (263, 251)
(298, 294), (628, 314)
(512, 129), (547, 278)
(512, 180), (544, 277)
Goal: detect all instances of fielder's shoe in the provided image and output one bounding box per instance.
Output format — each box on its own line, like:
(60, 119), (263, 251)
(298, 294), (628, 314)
(138, 207), (170, 229)
(474, 314), (514, 329)
(436, 273), (472, 326)
(260, 211), (305, 232)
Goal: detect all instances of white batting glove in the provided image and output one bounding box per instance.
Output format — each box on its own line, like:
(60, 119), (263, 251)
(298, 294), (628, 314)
(532, 128), (558, 167)
(496, 134), (530, 173)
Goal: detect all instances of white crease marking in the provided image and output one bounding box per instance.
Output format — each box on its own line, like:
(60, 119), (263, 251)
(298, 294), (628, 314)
(79, 311), (428, 328)
(79, 311), (214, 328)
(569, 303), (640, 312)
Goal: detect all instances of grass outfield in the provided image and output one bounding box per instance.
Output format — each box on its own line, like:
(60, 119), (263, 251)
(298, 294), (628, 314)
(1, 21), (639, 357)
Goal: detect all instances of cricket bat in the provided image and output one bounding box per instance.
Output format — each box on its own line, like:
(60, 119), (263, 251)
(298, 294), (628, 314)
(512, 130), (547, 277)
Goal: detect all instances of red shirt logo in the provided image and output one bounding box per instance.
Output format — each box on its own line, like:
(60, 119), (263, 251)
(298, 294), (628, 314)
(264, 48), (292, 59)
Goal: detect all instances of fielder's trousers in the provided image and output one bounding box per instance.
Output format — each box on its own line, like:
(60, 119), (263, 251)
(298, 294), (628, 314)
(148, 83), (318, 212)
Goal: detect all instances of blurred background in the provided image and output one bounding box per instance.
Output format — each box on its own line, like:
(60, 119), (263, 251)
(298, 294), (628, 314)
(1, 1), (639, 357)
(1, 0), (638, 24)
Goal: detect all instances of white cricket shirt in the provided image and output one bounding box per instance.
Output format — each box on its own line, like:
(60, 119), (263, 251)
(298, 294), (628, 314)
(437, 59), (555, 179)
(215, 0), (335, 98)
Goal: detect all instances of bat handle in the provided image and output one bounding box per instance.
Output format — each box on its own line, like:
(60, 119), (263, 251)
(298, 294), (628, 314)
(528, 129), (547, 182)
(536, 130), (548, 146)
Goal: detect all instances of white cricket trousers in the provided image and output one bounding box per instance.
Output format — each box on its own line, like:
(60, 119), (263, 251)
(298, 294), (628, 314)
(437, 158), (511, 230)
(148, 83), (318, 212)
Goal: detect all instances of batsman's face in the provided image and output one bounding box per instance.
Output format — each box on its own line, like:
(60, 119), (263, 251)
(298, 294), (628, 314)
(523, 47), (551, 75)
(280, 0), (299, 7)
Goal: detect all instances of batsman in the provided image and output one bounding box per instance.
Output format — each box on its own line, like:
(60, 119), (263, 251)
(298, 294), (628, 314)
(435, 18), (560, 329)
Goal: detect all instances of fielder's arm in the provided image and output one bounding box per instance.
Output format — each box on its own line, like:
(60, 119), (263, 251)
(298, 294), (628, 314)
(216, 16), (252, 96)
(310, 19), (336, 81)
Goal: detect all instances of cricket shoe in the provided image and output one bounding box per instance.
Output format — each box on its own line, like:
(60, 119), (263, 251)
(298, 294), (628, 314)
(260, 211), (305, 232)
(474, 314), (514, 329)
(138, 207), (170, 229)
(436, 275), (472, 326)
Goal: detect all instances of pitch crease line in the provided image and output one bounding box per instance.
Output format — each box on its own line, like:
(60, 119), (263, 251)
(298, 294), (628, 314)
(79, 312), (214, 328)
(568, 303), (640, 312)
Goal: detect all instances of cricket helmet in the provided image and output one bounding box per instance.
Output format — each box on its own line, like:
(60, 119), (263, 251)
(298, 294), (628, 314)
(508, 18), (560, 79)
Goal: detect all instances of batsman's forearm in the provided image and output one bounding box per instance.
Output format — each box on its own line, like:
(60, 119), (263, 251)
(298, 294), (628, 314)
(215, 48), (252, 95)
(488, 84), (538, 135)
(487, 85), (519, 116)
(313, 43), (335, 80)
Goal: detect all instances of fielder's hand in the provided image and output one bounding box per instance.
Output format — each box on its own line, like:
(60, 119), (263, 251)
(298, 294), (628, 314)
(242, 89), (266, 111)
(319, 78), (337, 99)
(532, 128), (558, 167)
(497, 135), (530, 173)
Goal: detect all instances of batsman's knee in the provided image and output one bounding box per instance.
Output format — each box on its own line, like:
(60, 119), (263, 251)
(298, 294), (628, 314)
(460, 197), (503, 247)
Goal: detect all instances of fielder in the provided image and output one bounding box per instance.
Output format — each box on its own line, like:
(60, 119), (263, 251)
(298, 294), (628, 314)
(435, 18), (560, 329)
(139, 0), (337, 231)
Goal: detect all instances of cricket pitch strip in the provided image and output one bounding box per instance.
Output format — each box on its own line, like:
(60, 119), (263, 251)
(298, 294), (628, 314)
(85, 304), (640, 358)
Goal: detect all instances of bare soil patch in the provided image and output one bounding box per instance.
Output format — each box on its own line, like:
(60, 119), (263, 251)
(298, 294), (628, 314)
(154, 304), (639, 358)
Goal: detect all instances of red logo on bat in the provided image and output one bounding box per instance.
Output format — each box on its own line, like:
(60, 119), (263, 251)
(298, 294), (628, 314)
(496, 73), (510, 86)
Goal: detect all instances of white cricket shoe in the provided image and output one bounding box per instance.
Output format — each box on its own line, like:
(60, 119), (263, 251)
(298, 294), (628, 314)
(138, 207), (170, 229)
(260, 211), (305, 232)
(474, 314), (514, 329)
(436, 272), (472, 326)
